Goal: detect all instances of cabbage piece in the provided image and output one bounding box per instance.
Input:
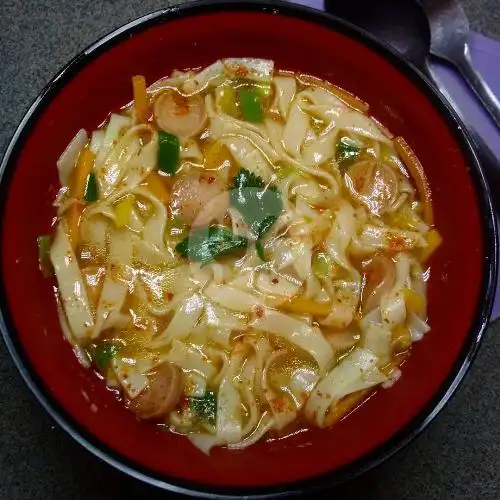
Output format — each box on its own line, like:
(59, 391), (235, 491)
(111, 358), (153, 399)
(50, 222), (94, 341)
(95, 113), (131, 165)
(89, 129), (105, 155)
(304, 347), (387, 428)
(223, 58), (274, 82)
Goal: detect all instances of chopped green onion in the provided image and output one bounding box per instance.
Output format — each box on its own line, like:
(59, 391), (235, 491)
(239, 89), (264, 123)
(84, 173), (98, 202)
(37, 235), (53, 277)
(336, 137), (361, 170)
(158, 131), (180, 175)
(92, 343), (120, 372)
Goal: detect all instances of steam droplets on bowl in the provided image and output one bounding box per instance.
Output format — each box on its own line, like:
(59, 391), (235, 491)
(41, 58), (442, 454)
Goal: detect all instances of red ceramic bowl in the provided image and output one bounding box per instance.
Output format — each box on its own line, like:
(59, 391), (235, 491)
(0, 1), (497, 497)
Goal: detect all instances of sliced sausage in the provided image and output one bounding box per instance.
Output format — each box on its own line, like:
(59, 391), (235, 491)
(170, 173), (229, 227)
(154, 91), (207, 140)
(127, 362), (183, 421)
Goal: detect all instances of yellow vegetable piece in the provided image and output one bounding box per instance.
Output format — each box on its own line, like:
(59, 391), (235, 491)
(114, 194), (135, 228)
(312, 252), (331, 279)
(418, 229), (443, 263)
(402, 287), (425, 315)
(391, 324), (412, 352)
(142, 172), (170, 205)
(132, 75), (149, 123)
(219, 86), (239, 117)
(325, 389), (371, 427)
(277, 296), (331, 317)
(71, 147), (95, 199)
(67, 147), (95, 249)
(205, 142), (233, 171)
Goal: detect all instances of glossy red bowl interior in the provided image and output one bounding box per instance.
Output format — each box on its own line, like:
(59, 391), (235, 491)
(0, 2), (496, 497)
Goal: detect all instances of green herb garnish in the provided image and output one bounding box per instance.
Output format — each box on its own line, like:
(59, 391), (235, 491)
(336, 137), (361, 170)
(230, 168), (282, 239)
(239, 89), (264, 123)
(84, 173), (98, 202)
(176, 226), (248, 265)
(158, 131), (180, 174)
(190, 391), (217, 426)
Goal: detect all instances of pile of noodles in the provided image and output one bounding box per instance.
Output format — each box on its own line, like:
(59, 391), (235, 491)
(51, 59), (432, 453)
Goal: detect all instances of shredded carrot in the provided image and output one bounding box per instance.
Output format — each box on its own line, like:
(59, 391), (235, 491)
(67, 203), (84, 249)
(132, 75), (149, 123)
(325, 389), (372, 427)
(394, 137), (433, 225)
(276, 296), (331, 317)
(141, 172), (170, 205)
(402, 287), (425, 315)
(67, 147), (95, 249)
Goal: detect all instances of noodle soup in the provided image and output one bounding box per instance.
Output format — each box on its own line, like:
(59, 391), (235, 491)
(39, 59), (441, 453)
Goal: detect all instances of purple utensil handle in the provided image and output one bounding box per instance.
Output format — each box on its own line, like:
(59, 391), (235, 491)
(288, 0), (500, 320)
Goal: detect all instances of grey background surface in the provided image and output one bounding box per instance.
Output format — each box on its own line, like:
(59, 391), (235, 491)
(1, 1), (499, 499)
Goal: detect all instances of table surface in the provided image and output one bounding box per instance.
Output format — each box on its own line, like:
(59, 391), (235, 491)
(1, 1), (499, 499)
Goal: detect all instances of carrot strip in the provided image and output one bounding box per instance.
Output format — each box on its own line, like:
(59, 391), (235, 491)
(67, 203), (84, 250)
(141, 172), (170, 205)
(67, 147), (95, 249)
(394, 137), (434, 225)
(325, 389), (372, 427)
(71, 148), (95, 199)
(132, 75), (149, 123)
(276, 296), (331, 317)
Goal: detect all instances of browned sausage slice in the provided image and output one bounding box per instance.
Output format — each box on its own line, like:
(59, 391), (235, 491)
(127, 362), (183, 421)
(154, 91), (207, 140)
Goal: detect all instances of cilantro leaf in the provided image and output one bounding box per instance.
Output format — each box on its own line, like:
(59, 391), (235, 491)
(190, 391), (217, 426)
(175, 226), (248, 264)
(230, 169), (282, 239)
(336, 137), (361, 170)
(255, 241), (266, 261)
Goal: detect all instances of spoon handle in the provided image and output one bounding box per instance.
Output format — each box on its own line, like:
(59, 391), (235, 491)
(456, 43), (500, 129)
(426, 61), (500, 210)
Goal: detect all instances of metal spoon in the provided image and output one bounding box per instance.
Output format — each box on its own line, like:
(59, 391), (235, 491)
(324, 0), (500, 210)
(421, 0), (500, 129)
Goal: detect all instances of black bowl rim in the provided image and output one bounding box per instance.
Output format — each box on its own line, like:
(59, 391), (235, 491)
(0, 1), (497, 498)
